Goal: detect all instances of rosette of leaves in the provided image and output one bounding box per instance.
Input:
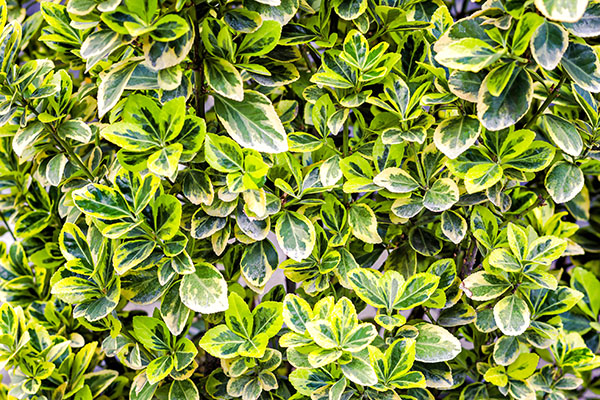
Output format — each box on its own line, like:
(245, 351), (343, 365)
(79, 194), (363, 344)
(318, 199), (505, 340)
(100, 94), (206, 178)
(282, 295), (380, 389)
(206, 348), (283, 400)
(199, 292), (283, 360)
(130, 316), (197, 385)
(280, 225), (353, 295)
(50, 222), (120, 322)
(348, 266), (441, 329)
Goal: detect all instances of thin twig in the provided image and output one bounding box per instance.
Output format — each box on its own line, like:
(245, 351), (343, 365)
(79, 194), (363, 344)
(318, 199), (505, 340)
(342, 118), (349, 205)
(524, 72), (568, 130)
(1, 213), (16, 241)
(193, 3), (205, 118)
(18, 95), (99, 183)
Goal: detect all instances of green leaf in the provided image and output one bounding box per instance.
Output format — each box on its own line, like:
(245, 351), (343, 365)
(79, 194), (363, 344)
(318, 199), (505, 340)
(133, 316), (172, 352)
(101, 122), (158, 152)
(72, 184), (133, 220)
(113, 239), (156, 275)
(507, 353), (539, 380)
(449, 71), (484, 102)
(441, 210), (467, 244)
(190, 210), (226, 239)
(282, 294), (313, 334)
(526, 236), (567, 263)
(423, 178), (459, 212)
(348, 203), (382, 244)
(148, 143), (183, 177)
(13, 122), (45, 157)
(477, 68), (532, 131)
(320, 155), (343, 187)
(563, 3), (600, 37)
(59, 223), (94, 272)
(160, 282), (190, 336)
(224, 9), (262, 33)
(204, 58), (243, 101)
(530, 21), (568, 71)
(97, 57), (141, 117)
(409, 227), (442, 256)
(246, 0), (299, 25)
(535, 287), (584, 317)
(435, 38), (503, 73)
(494, 335), (520, 366)
(464, 163), (503, 193)
(570, 267), (600, 318)
(150, 14), (188, 42)
(199, 325), (245, 359)
(373, 167), (420, 193)
(146, 356), (173, 384)
(484, 366), (507, 387)
(225, 292), (253, 338)
(511, 13), (544, 56)
(214, 90), (288, 153)
(204, 133), (243, 173)
(382, 127), (426, 144)
(14, 211), (50, 239)
(238, 20), (281, 56)
(180, 263), (228, 313)
(461, 271), (511, 301)
(395, 273), (440, 310)
(507, 222), (528, 260)
(182, 170), (213, 205)
(340, 356), (377, 386)
(333, 0), (367, 21)
(488, 248), (521, 272)
(561, 42), (600, 93)
(240, 240), (278, 290)
(434, 116), (481, 159)
(540, 114), (583, 156)
(534, 0), (589, 23)
(306, 319), (338, 348)
(341, 30), (368, 70)
(288, 368), (335, 396)
(414, 323), (461, 363)
(169, 380), (199, 400)
(252, 301), (283, 338)
(58, 120), (92, 143)
(153, 194), (182, 241)
(545, 162), (584, 203)
(275, 211), (316, 261)
(348, 268), (404, 311)
(486, 63), (517, 97)
(493, 294), (530, 336)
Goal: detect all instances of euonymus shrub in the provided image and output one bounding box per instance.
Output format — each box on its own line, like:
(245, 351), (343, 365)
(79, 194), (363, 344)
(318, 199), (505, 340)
(0, 0), (599, 399)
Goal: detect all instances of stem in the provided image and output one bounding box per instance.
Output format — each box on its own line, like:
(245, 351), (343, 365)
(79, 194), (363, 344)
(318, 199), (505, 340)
(524, 72), (568, 129)
(1, 213), (15, 241)
(499, 193), (547, 229)
(193, 3), (205, 118)
(425, 308), (435, 323)
(342, 118), (349, 205)
(462, 240), (478, 278)
(301, 45), (314, 73)
(18, 95), (98, 182)
(50, 130), (96, 182)
(121, 330), (155, 360)
(409, 143), (426, 187)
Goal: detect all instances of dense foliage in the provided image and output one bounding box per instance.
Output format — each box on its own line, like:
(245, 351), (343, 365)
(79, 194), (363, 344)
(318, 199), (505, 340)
(0, 0), (600, 399)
